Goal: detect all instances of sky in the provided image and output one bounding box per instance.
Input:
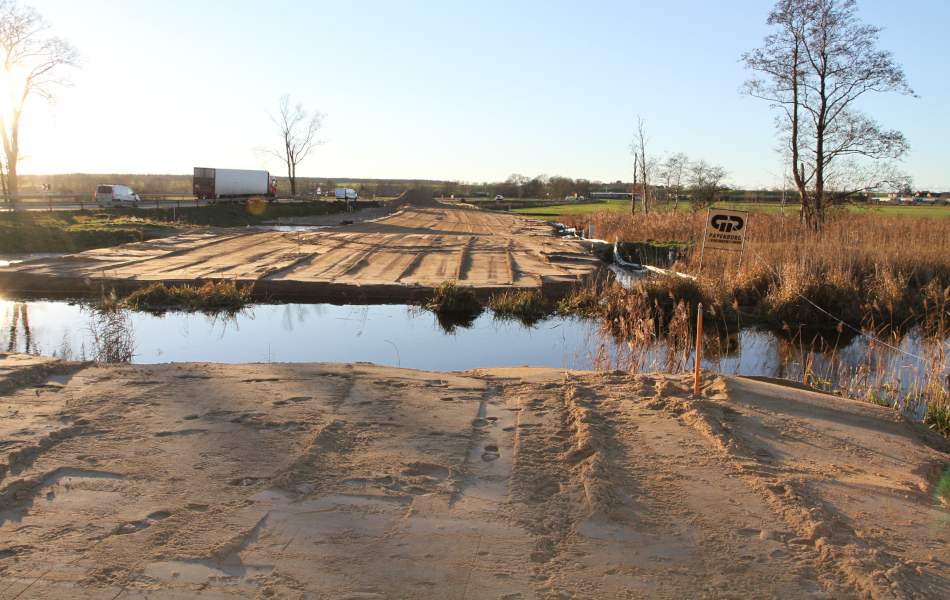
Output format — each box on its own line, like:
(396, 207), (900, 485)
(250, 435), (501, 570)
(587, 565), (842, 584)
(19, 0), (950, 189)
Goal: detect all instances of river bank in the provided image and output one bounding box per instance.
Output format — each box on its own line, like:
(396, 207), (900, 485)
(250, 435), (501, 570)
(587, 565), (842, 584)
(0, 352), (947, 598)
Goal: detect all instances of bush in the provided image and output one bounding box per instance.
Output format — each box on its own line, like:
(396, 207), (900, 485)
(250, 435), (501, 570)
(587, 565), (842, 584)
(427, 281), (482, 314)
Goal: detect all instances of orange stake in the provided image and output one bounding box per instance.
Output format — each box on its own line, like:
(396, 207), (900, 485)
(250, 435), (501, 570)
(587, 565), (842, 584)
(694, 302), (703, 397)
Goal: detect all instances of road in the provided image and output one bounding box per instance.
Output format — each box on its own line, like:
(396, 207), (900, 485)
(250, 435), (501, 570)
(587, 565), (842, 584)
(0, 196), (358, 212)
(0, 199), (607, 300)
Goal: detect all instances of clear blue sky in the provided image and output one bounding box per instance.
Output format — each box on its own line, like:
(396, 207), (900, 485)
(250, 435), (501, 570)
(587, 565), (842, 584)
(26, 0), (949, 189)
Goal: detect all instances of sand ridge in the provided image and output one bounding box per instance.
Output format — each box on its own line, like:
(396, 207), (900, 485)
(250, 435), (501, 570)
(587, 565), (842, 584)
(0, 353), (947, 598)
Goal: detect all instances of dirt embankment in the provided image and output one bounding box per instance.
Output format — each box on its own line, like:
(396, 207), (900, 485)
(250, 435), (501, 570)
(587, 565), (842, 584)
(0, 352), (947, 599)
(0, 192), (608, 301)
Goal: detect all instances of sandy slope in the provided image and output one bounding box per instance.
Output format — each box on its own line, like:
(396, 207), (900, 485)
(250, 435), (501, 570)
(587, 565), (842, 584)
(0, 352), (947, 599)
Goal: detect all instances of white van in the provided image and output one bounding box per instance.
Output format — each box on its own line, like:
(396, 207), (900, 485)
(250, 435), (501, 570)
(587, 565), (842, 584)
(335, 188), (357, 200)
(95, 184), (140, 203)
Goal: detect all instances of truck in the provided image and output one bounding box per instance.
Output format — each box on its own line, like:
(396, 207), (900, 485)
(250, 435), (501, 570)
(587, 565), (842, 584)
(193, 168), (278, 200)
(335, 188), (358, 200)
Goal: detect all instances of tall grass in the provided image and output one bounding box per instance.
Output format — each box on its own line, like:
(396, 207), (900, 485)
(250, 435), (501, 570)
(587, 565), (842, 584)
(563, 209), (950, 438)
(96, 281), (254, 311)
(427, 281), (482, 314)
(564, 210), (950, 335)
(488, 289), (553, 325)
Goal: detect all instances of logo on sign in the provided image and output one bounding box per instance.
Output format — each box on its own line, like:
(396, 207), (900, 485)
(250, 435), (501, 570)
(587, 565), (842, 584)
(711, 214), (743, 233)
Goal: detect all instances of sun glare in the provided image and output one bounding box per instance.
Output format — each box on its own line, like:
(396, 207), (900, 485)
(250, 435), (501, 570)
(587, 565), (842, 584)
(0, 65), (30, 107)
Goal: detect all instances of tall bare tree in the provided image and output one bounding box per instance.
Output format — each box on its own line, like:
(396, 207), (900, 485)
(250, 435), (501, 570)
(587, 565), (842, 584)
(741, 0), (914, 228)
(262, 95), (325, 196)
(0, 1), (79, 196)
(629, 117), (655, 214)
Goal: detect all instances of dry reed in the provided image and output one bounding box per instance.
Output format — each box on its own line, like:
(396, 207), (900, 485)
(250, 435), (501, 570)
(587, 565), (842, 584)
(565, 209), (950, 437)
(565, 210), (950, 336)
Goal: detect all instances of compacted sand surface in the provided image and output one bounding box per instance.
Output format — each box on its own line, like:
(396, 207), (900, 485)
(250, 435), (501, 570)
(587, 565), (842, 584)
(0, 201), (606, 300)
(0, 352), (948, 599)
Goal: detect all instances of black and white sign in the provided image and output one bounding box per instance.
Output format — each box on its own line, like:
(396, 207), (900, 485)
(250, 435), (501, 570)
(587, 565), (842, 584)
(703, 208), (748, 252)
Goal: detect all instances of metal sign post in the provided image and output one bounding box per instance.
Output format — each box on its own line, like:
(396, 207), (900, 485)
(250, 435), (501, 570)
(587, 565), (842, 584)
(698, 208), (749, 274)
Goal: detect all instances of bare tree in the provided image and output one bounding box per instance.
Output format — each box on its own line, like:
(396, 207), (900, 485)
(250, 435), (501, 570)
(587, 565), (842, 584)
(688, 159), (729, 211)
(261, 95), (325, 196)
(0, 1), (79, 196)
(629, 117), (656, 214)
(658, 152), (689, 209)
(741, 0), (914, 229)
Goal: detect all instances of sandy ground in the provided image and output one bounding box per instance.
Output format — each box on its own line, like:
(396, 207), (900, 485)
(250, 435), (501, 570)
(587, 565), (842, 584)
(0, 202), (606, 301)
(0, 352), (947, 599)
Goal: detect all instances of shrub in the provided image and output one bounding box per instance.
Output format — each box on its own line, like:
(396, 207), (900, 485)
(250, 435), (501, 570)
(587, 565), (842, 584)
(427, 281), (482, 314)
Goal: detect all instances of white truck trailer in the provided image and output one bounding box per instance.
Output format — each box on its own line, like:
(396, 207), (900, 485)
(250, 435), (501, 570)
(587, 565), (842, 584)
(193, 168), (278, 200)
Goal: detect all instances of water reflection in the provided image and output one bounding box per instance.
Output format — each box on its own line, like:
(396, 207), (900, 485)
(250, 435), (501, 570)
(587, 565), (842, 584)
(0, 301), (600, 371)
(2, 299), (947, 416)
(251, 224), (329, 232)
(4, 302), (35, 354)
(597, 320), (948, 420)
(87, 307), (136, 363)
(432, 307), (483, 334)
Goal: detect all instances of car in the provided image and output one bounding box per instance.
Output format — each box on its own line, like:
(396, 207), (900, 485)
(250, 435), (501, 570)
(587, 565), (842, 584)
(495, 195), (504, 201)
(95, 184), (140, 203)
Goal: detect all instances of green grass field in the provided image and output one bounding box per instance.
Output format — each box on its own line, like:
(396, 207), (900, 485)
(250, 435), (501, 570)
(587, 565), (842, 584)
(510, 198), (950, 219)
(511, 199), (631, 218)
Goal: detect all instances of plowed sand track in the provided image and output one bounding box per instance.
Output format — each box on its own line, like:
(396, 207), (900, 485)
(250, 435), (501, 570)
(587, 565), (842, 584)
(0, 203), (606, 300)
(0, 353), (947, 599)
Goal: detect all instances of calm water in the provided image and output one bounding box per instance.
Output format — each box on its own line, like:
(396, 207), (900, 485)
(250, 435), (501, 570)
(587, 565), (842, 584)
(1, 300), (604, 371)
(2, 298), (945, 391)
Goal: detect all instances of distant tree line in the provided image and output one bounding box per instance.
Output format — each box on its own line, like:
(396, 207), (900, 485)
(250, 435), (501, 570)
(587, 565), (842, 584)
(15, 173), (626, 199)
(14, 172), (905, 206)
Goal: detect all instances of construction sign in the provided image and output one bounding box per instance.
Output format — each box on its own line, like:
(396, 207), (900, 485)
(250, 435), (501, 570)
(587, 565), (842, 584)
(702, 208), (748, 252)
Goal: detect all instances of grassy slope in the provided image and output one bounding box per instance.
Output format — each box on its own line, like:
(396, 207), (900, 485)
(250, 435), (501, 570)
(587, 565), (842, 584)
(0, 201), (351, 253)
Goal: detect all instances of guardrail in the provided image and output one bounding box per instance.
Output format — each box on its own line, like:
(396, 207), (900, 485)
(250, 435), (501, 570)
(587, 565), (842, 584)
(0, 194), (95, 201)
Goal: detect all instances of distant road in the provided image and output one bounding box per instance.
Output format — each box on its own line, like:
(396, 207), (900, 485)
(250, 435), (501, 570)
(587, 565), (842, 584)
(0, 195), (368, 212)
